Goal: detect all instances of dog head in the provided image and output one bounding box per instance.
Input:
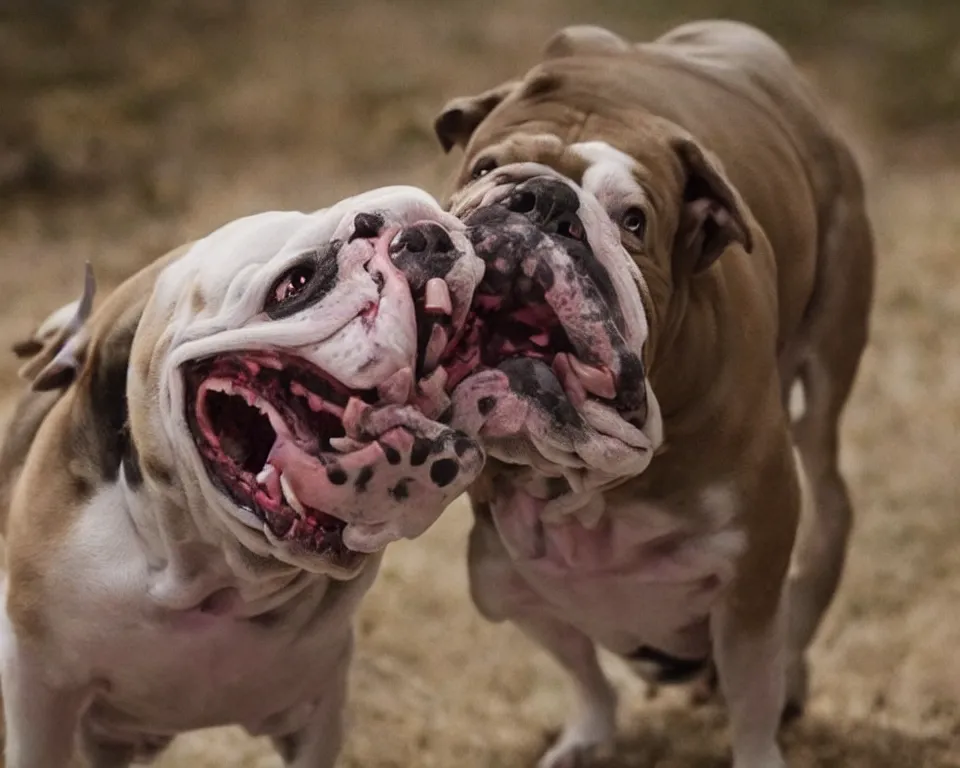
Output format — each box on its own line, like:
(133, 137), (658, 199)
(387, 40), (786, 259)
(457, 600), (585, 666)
(432, 27), (754, 506)
(18, 187), (487, 580)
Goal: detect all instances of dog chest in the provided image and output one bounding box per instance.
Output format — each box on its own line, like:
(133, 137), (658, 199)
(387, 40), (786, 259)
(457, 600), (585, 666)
(490, 483), (747, 656)
(30, 487), (355, 736)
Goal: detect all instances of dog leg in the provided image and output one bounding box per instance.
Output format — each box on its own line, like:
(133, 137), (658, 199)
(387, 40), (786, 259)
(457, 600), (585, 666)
(271, 659), (350, 768)
(711, 588), (788, 768)
(784, 186), (874, 716)
(467, 502), (616, 768)
(519, 613), (617, 768)
(79, 724), (172, 768)
(2, 647), (84, 768)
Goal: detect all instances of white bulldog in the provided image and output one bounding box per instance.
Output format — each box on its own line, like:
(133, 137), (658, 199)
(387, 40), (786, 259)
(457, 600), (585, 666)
(0, 186), (486, 768)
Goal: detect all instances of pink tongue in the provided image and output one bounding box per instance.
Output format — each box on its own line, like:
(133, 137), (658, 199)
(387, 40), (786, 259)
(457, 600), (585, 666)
(266, 434), (402, 519)
(264, 404), (484, 551)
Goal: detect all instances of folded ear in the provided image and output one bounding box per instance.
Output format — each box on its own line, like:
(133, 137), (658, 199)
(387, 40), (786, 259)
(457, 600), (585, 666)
(17, 262), (97, 392)
(433, 80), (520, 153)
(542, 25), (632, 59)
(672, 137), (753, 274)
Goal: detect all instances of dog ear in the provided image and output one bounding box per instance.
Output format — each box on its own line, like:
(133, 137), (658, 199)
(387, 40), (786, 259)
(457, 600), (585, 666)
(542, 25), (631, 59)
(17, 263), (97, 392)
(434, 80), (520, 153)
(672, 137), (753, 274)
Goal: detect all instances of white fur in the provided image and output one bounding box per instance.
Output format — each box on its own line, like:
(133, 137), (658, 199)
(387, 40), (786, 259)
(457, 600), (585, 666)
(135, 187), (481, 573)
(571, 141), (646, 210)
(788, 378), (807, 422)
(1, 186), (476, 768)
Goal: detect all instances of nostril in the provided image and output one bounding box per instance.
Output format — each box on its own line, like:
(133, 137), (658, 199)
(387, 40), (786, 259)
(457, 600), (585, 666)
(505, 190), (537, 215)
(390, 227), (428, 255)
(431, 226), (454, 253)
(555, 214), (585, 242)
(352, 212), (383, 241)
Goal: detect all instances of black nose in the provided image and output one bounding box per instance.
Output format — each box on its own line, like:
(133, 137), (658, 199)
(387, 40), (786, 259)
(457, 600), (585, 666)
(504, 177), (582, 235)
(388, 222), (458, 289)
(351, 212), (384, 241)
(389, 222), (454, 257)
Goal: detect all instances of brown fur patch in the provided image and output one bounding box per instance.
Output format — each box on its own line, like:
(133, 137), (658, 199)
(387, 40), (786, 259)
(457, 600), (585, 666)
(1, 243), (192, 642)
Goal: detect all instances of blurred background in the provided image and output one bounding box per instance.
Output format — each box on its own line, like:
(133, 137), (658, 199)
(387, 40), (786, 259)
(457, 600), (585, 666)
(0, 1), (958, 766)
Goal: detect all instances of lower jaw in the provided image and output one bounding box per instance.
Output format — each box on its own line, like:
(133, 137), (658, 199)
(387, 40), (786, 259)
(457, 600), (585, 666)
(260, 516), (366, 574)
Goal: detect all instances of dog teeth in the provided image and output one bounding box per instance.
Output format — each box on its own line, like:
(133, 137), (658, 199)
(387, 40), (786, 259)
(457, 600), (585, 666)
(329, 436), (365, 453)
(420, 365), (448, 392)
(343, 396), (372, 439)
(424, 277), (453, 315)
(422, 323), (448, 374)
(552, 353), (587, 407)
(377, 367), (413, 405)
(530, 331), (550, 347)
(279, 473), (306, 517)
(290, 380), (326, 413)
(568, 356), (616, 400)
(256, 463), (277, 485)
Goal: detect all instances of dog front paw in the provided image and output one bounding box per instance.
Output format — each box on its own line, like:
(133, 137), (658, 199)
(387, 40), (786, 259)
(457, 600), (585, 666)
(539, 740), (613, 768)
(537, 707), (616, 768)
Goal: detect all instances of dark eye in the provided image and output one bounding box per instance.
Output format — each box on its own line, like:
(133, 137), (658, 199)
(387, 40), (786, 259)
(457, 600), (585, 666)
(620, 207), (647, 238)
(470, 157), (498, 180)
(267, 264), (314, 309)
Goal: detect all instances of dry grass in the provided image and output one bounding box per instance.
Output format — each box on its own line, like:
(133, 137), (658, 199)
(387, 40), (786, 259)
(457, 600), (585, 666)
(0, 1), (958, 766)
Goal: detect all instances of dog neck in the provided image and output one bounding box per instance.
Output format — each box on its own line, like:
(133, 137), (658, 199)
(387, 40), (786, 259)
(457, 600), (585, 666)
(119, 459), (327, 618)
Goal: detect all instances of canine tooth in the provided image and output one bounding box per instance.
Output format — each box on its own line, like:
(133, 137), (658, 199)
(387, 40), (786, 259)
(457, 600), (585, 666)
(377, 367), (413, 405)
(421, 365), (448, 392)
(424, 277), (453, 315)
(552, 353), (586, 406)
(279, 473), (306, 517)
(343, 396), (372, 438)
(422, 323), (448, 374)
(569, 357), (616, 400)
(256, 464), (277, 485)
(330, 436), (365, 453)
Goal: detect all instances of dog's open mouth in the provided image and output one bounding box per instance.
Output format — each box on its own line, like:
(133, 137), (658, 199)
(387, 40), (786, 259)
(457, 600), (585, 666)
(184, 351), (362, 563)
(439, 260), (614, 405)
(438, 197), (644, 414)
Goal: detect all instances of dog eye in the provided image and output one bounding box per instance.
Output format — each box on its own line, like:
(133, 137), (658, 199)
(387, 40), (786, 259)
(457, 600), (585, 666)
(620, 207), (647, 238)
(470, 157), (498, 180)
(267, 265), (315, 309)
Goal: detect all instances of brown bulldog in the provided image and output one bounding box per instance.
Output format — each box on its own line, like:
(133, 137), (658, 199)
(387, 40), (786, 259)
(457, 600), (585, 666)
(433, 20), (874, 768)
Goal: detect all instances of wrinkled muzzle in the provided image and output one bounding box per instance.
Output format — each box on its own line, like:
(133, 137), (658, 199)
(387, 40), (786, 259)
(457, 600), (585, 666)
(441, 165), (663, 511)
(172, 191), (490, 574)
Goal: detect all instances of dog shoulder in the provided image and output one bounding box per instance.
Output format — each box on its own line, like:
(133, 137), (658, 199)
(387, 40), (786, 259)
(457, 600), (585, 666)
(2, 245), (192, 641)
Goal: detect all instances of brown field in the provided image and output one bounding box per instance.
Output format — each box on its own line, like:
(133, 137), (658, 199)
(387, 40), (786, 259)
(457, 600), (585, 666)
(0, 1), (958, 765)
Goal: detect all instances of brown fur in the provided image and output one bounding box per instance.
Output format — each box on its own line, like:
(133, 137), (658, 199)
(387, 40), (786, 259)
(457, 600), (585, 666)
(1, 245), (190, 643)
(437, 20), (874, 713)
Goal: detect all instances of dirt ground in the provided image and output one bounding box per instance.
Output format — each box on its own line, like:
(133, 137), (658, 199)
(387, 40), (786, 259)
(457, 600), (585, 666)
(0, 1), (958, 766)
